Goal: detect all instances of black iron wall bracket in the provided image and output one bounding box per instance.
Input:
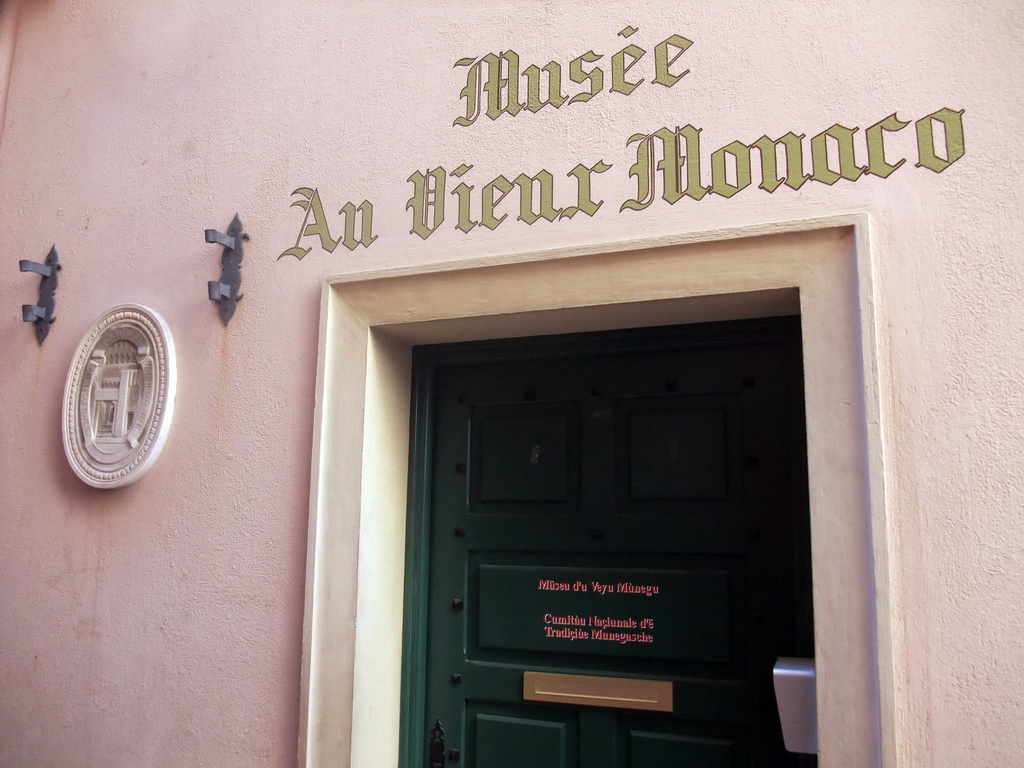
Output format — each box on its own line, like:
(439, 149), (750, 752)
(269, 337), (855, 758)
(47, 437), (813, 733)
(206, 214), (247, 325)
(19, 245), (61, 344)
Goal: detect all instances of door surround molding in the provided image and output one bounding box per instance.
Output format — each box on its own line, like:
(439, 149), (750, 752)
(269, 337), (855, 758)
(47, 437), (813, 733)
(299, 214), (893, 768)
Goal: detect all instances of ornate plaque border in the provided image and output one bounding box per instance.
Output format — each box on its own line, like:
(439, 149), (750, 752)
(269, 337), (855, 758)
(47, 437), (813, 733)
(62, 304), (177, 488)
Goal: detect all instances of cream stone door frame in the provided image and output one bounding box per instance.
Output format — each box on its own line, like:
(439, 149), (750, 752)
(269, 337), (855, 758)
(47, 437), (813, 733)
(299, 214), (894, 768)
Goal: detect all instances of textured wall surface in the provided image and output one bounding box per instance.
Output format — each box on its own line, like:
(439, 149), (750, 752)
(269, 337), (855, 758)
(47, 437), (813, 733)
(0, 0), (1021, 766)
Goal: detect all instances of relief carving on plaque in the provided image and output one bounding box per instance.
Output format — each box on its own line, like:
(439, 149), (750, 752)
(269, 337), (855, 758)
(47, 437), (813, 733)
(62, 305), (177, 488)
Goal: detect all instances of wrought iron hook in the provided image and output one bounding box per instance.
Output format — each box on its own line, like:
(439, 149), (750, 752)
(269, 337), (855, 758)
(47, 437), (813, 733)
(19, 245), (61, 344)
(206, 214), (247, 325)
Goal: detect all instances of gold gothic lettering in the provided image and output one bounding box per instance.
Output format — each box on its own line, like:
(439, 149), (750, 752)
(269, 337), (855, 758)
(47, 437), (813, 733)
(620, 109), (965, 213)
(453, 27), (693, 127)
(915, 107), (966, 173)
(278, 188), (376, 260)
(277, 30), (968, 261)
(405, 161), (612, 239)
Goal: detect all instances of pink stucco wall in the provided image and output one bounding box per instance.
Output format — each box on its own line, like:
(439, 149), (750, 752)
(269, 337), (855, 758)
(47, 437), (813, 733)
(1, 1), (1022, 766)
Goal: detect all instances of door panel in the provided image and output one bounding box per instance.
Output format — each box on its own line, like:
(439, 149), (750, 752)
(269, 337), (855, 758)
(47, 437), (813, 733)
(406, 319), (814, 768)
(618, 395), (735, 502)
(476, 562), (734, 663)
(472, 401), (580, 508)
(472, 708), (578, 768)
(628, 730), (734, 768)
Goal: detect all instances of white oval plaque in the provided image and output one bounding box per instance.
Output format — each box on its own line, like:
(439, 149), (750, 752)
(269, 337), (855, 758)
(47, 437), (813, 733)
(62, 304), (177, 488)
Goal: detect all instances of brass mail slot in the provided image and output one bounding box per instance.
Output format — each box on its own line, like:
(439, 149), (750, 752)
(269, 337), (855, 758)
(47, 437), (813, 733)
(523, 671), (673, 712)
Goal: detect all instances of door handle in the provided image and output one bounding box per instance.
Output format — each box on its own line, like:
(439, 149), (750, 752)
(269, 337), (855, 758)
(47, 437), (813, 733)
(428, 719), (446, 768)
(772, 657), (818, 754)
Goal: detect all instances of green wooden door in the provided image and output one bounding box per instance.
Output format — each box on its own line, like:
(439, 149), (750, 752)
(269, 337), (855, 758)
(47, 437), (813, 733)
(402, 319), (815, 768)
